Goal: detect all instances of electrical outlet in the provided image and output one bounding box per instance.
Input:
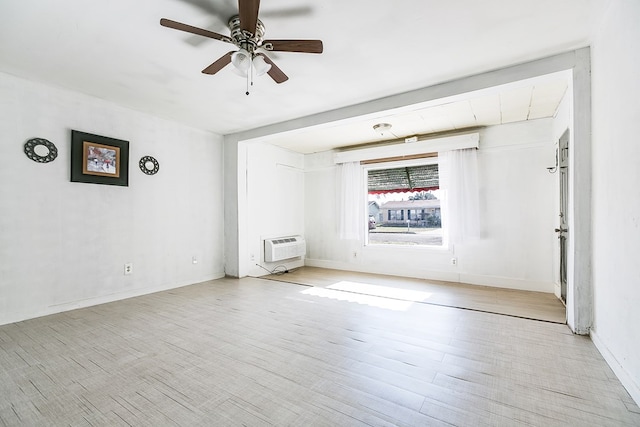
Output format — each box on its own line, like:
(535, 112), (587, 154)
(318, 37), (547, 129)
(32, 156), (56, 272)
(451, 258), (457, 266)
(192, 256), (198, 264)
(250, 253), (255, 261)
(124, 263), (133, 275)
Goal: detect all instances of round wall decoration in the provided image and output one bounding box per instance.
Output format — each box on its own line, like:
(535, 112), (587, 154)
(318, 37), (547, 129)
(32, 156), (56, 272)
(24, 138), (58, 163)
(139, 155), (160, 175)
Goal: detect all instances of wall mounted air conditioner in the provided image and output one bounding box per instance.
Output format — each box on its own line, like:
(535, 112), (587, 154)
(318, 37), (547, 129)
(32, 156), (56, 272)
(264, 235), (306, 262)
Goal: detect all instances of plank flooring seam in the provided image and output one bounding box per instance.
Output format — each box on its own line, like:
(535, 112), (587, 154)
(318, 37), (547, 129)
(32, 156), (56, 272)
(260, 275), (567, 325)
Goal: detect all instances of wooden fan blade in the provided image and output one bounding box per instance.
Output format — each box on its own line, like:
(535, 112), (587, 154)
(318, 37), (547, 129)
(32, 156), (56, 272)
(262, 39), (323, 54)
(160, 18), (233, 43)
(256, 53), (288, 84)
(202, 51), (234, 74)
(238, 0), (260, 35)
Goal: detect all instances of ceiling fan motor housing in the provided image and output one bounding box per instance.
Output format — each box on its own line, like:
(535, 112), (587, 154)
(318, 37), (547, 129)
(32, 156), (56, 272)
(228, 15), (265, 53)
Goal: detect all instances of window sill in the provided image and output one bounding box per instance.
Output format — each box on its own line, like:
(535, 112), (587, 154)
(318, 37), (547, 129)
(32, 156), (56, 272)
(364, 243), (451, 253)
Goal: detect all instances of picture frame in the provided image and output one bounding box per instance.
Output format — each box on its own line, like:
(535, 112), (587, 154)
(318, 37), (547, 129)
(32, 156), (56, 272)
(70, 130), (129, 186)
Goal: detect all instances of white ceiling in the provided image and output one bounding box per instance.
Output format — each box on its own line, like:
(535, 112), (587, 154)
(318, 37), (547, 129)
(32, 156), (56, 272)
(262, 73), (570, 153)
(0, 1), (596, 153)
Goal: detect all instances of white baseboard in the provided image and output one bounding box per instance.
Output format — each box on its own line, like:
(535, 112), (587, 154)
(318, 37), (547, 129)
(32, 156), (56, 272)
(590, 329), (640, 406)
(304, 258), (458, 282)
(0, 271), (226, 326)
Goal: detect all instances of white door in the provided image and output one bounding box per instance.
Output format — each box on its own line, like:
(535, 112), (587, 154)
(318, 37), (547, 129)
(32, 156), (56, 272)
(557, 130), (570, 302)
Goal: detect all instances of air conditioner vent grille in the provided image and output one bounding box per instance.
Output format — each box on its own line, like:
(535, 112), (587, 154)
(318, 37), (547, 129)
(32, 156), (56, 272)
(273, 238), (297, 245)
(264, 235), (306, 262)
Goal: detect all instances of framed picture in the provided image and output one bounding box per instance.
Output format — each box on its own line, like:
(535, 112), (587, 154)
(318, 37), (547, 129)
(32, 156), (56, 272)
(70, 130), (129, 186)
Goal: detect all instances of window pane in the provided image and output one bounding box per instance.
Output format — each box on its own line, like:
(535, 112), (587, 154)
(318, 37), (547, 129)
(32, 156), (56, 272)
(367, 164), (442, 247)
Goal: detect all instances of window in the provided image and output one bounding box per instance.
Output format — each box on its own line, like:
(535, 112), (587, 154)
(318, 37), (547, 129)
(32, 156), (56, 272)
(388, 210), (403, 221)
(365, 158), (443, 247)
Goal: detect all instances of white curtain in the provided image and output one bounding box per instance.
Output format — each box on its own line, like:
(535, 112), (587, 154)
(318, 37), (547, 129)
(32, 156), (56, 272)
(336, 161), (363, 240)
(438, 148), (481, 245)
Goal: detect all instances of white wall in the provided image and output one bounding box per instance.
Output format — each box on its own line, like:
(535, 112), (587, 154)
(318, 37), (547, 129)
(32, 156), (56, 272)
(224, 51), (584, 280)
(0, 72), (225, 325)
(304, 119), (558, 293)
(458, 120), (557, 290)
(589, 0), (640, 405)
(245, 143), (305, 277)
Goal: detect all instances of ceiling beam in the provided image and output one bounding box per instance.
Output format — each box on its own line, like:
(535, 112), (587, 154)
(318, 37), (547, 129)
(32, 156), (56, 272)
(226, 48), (585, 145)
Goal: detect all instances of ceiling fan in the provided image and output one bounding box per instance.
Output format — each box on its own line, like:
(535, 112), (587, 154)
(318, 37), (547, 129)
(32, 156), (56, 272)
(160, 0), (323, 92)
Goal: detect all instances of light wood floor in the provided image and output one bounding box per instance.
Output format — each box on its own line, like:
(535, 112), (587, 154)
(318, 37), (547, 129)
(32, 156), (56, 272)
(264, 267), (567, 324)
(1, 274), (638, 426)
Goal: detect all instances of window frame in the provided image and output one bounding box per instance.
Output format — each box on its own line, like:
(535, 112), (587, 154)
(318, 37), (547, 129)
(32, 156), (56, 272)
(362, 157), (448, 249)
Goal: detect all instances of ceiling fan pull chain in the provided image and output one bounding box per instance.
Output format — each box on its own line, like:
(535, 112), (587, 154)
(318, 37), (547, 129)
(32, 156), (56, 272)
(246, 67), (250, 95)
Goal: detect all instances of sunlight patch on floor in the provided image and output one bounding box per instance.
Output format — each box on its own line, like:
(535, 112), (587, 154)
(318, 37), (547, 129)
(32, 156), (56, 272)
(300, 287), (414, 311)
(300, 280), (433, 311)
(327, 281), (432, 302)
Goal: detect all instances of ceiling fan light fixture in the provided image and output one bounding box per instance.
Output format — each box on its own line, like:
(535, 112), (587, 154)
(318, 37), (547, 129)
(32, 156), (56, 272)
(231, 48), (252, 72)
(252, 55), (272, 76)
